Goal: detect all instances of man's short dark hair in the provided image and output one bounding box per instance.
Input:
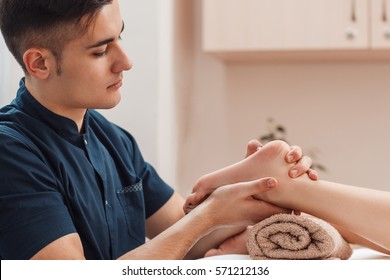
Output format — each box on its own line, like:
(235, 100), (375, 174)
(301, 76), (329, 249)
(0, 0), (113, 73)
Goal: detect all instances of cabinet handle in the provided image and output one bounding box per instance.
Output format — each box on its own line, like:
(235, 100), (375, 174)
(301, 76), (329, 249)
(345, 0), (358, 39)
(345, 27), (358, 39)
(383, 0), (388, 22)
(384, 28), (390, 38)
(351, 0), (356, 22)
(382, 0), (390, 39)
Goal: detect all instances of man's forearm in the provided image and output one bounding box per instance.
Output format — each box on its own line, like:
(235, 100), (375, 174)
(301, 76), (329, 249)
(184, 226), (247, 259)
(118, 211), (215, 260)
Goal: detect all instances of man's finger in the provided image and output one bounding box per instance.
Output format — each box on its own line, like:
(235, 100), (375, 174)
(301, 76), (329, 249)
(234, 177), (277, 198)
(307, 169), (319, 181)
(245, 139), (263, 158)
(286, 145), (302, 163)
(289, 156), (312, 178)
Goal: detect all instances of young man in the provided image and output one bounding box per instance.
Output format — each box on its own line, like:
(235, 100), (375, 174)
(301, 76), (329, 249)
(0, 0), (314, 259)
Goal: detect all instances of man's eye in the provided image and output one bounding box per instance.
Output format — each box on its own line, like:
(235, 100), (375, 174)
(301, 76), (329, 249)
(93, 50), (108, 57)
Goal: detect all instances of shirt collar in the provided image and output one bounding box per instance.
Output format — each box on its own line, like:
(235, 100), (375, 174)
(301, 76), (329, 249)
(15, 78), (90, 139)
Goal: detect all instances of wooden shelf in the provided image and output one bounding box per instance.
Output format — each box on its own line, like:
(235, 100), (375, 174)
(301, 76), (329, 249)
(205, 49), (390, 64)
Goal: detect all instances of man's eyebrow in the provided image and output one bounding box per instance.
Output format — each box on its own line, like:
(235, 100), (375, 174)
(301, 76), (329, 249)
(86, 21), (125, 49)
(86, 38), (114, 49)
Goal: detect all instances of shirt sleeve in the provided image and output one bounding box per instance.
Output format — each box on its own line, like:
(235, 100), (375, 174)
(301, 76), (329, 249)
(119, 128), (174, 219)
(0, 127), (76, 259)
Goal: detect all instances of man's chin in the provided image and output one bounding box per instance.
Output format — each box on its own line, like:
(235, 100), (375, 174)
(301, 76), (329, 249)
(99, 95), (122, 110)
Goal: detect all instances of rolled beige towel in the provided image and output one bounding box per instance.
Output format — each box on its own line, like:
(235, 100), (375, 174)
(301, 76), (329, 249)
(247, 213), (352, 260)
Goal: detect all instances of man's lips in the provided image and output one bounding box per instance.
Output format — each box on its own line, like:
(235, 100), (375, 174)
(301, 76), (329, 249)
(108, 79), (122, 89)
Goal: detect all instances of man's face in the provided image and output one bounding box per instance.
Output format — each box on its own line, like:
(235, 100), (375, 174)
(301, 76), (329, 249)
(49, 0), (132, 113)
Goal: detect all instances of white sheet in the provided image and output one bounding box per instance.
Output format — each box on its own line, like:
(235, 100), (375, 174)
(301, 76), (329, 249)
(200, 247), (390, 260)
(349, 247), (390, 260)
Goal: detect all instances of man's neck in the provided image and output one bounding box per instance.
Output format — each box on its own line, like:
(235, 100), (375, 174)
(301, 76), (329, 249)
(25, 77), (86, 133)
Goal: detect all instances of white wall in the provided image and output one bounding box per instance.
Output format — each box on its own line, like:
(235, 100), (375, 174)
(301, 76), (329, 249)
(0, 38), (10, 106)
(223, 63), (390, 191)
(178, 61), (390, 193)
(0, 38), (23, 106)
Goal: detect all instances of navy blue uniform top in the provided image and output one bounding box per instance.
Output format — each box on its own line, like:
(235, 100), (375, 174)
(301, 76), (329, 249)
(0, 79), (174, 260)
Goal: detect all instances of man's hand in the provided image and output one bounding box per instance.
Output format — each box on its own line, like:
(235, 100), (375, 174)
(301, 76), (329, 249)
(203, 227), (251, 258)
(190, 177), (291, 230)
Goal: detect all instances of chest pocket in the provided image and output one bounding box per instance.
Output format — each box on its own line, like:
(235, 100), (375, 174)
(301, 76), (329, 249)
(116, 180), (146, 244)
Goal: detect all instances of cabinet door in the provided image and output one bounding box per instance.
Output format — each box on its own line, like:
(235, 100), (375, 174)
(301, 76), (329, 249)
(202, 0), (369, 52)
(371, 0), (390, 48)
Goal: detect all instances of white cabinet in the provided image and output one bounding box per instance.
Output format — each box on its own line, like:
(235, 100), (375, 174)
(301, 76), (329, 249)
(371, 0), (390, 48)
(202, 0), (390, 61)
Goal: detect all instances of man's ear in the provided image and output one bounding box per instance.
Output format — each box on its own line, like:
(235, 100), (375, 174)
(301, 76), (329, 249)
(23, 48), (56, 79)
